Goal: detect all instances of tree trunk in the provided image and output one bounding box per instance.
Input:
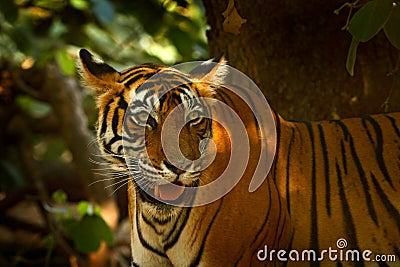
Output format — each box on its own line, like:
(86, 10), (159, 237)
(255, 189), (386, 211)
(203, 0), (400, 121)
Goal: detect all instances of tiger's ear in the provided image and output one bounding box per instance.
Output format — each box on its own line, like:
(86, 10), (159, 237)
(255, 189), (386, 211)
(78, 49), (120, 93)
(189, 53), (228, 86)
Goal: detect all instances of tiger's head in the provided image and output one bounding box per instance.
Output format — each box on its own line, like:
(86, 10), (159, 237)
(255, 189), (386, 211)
(79, 49), (228, 214)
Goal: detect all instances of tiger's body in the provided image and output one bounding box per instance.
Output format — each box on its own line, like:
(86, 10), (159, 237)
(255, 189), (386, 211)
(79, 49), (400, 266)
(274, 113), (400, 263)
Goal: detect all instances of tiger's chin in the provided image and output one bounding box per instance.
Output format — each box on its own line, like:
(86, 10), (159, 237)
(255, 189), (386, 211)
(136, 179), (198, 221)
(142, 201), (183, 221)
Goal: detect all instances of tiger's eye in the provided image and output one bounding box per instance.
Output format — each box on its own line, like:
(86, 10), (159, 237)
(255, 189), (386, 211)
(136, 111), (149, 125)
(187, 110), (201, 121)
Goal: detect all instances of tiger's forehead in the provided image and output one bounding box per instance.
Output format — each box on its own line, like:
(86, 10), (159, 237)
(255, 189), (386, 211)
(126, 67), (199, 110)
(129, 84), (199, 111)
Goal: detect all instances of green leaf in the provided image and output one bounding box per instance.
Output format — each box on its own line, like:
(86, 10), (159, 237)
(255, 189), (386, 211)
(34, 137), (68, 161)
(167, 26), (194, 58)
(349, 0), (393, 42)
(77, 201), (90, 216)
(55, 49), (76, 76)
(15, 95), (52, 118)
(52, 189), (68, 204)
(34, 0), (67, 10)
(77, 201), (101, 216)
(60, 217), (79, 234)
(346, 37), (360, 76)
(70, 0), (89, 10)
(384, 3), (400, 49)
(90, 0), (115, 23)
(64, 215), (114, 254)
(93, 205), (101, 215)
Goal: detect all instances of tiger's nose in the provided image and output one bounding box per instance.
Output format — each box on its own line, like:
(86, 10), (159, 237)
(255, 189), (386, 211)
(163, 160), (191, 174)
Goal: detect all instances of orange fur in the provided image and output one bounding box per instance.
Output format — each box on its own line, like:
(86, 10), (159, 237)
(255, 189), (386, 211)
(80, 49), (400, 266)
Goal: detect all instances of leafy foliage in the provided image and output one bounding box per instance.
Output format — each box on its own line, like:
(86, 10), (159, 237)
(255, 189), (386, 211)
(50, 190), (114, 254)
(0, 1), (207, 264)
(339, 0), (400, 75)
(62, 215), (114, 253)
(348, 0), (393, 42)
(384, 3), (400, 49)
(0, 0), (208, 73)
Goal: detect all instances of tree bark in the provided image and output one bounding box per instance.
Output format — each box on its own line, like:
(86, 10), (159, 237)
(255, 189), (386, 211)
(203, 0), (400, 121)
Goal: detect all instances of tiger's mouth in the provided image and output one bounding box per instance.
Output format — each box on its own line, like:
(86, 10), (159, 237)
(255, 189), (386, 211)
(137, 180), (198, 206)
(154, 182), (185, 201)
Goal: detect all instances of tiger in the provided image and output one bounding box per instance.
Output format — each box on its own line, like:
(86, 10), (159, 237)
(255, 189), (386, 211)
(79, 48), (400, 266)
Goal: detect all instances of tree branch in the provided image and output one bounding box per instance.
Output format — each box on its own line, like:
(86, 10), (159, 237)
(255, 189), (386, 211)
(38, 64), (114, 204)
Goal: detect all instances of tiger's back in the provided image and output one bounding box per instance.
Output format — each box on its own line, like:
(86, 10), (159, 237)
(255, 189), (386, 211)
(274, 112), (400, 261)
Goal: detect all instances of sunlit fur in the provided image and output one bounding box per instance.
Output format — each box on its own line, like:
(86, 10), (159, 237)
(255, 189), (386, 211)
(80, 49), (400, 266)
(273, 113), (400, 261)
